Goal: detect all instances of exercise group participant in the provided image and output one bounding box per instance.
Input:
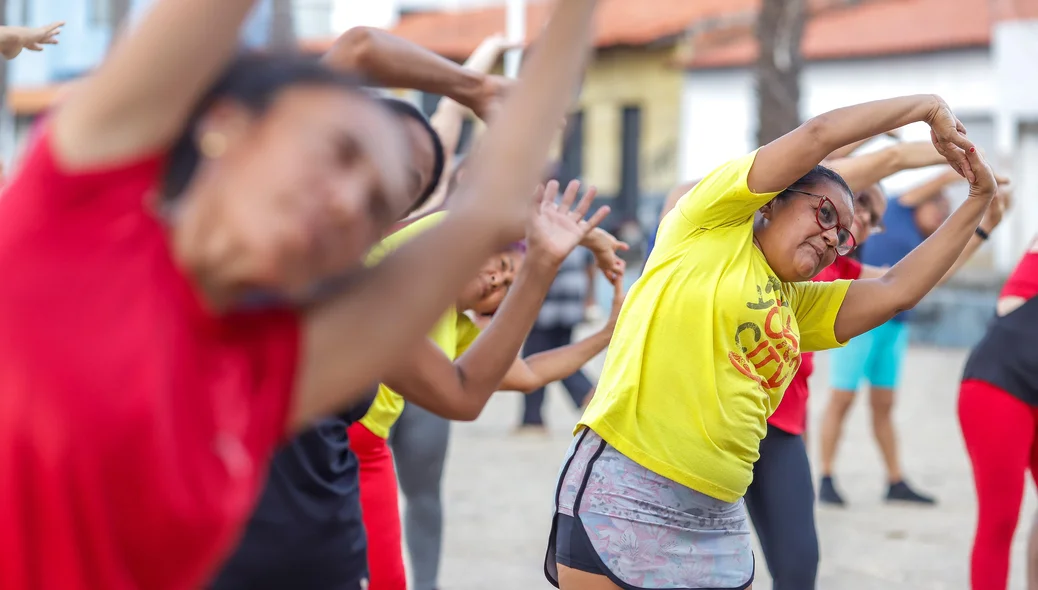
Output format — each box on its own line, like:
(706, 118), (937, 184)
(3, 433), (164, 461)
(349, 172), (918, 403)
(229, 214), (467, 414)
(358, 182), (624, 590)
(960, 234), (1038, 590)
(820, 167), (971, 506)
(745, 174), (1007, 589)
(544, 94), (996, 590)
(0, 0), (602, 587)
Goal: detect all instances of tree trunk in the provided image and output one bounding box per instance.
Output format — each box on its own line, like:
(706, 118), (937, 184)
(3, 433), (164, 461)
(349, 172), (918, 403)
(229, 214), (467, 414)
(754, 0), (807, 147)
(268, 0), (297, 52)
(107, 0), (132, 43)
(0, 0), (8, 142)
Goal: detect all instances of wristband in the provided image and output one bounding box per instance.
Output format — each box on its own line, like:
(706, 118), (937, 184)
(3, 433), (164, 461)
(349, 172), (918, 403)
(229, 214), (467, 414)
(975, 227), (990, 241)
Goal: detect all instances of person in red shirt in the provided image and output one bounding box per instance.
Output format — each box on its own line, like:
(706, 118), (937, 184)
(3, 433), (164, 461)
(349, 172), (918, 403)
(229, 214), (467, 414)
(0, 0), (602, 588)
(960, 234), (1038, 590)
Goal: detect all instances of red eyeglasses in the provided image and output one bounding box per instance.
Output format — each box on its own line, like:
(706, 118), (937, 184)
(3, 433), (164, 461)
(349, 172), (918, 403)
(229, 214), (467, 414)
(785, 189), (857, 256)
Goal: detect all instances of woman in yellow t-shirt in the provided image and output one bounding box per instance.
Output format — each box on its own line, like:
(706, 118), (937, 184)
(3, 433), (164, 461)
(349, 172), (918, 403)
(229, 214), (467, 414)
(544, 94), (999, 590)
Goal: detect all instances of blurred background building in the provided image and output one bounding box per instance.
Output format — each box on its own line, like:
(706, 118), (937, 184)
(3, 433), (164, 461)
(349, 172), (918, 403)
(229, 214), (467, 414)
(4, 0), (1038, 344)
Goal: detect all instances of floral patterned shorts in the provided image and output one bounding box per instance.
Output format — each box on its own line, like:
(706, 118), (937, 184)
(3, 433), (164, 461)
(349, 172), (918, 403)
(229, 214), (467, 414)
(544, 429), (754, 590)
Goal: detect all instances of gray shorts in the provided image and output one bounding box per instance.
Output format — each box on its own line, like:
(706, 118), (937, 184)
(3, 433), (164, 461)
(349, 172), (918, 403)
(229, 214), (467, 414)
(544, 429), (754, 589)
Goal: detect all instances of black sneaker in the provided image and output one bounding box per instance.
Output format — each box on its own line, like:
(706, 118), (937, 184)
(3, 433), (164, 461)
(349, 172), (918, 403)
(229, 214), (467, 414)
(818, 475), (846, 506)
(885, 480), (936, 505)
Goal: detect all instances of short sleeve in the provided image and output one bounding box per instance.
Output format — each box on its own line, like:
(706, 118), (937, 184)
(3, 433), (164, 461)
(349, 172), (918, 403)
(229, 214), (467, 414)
(3, 125), (165, 211)
(454, 313), (482, 357)
(365, 211), (447, 267)
(783, 279), (852, 352)
(1001, 250), (1038, 300)
(676, 150), (783, 229)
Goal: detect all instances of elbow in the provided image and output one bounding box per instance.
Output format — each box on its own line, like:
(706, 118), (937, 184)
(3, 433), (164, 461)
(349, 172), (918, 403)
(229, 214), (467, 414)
(328, 26), (380, 72)
(800, 114), (836, 153)
(450, 402), (482, 422)
(881, 275), (924, 314)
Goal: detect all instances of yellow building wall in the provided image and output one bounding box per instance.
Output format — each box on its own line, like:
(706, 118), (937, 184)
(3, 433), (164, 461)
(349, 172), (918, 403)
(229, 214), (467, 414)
(576, 47), (683, 199)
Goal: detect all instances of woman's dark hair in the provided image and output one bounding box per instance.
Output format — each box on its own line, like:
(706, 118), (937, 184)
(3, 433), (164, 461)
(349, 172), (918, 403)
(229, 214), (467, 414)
(162, 53), (365, 201)
(378, 97), (445, 214)
(777, 164), (853, 203)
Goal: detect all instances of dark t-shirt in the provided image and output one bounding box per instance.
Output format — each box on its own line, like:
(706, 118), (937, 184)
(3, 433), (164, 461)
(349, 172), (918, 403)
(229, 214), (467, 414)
(962, 250), (1038, 406)
(210, 396), (376, 590)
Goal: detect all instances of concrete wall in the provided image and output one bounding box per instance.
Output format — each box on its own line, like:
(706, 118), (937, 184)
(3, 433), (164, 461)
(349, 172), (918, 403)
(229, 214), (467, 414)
(577, 46), (684, 236)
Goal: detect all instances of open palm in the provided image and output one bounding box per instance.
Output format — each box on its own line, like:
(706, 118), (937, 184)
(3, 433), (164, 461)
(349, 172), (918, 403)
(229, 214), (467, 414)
(526, 180), (610, 264)
(23, 22), (63, 52)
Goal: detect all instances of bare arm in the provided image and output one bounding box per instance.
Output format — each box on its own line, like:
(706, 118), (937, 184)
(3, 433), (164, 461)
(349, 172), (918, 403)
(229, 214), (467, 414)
(500, 275), (622, 392)
(823, 136), (874, 161)
(414, 36), (516, 216)
(292, 17), (603, 428)
(322, 27), (508, 121)
(52, 2), (259, 168)
(826, 141), (946, 194)
(381, 182), (608, 420)
(747, 95), (975, 195)
(858, 186), (1010, 285)
(832, 148), (997, 343)
(382, 254), (558, 420)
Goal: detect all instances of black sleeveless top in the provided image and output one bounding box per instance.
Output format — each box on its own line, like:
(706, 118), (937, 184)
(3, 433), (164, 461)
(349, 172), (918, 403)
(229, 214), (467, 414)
(962, 295), (1038, 406)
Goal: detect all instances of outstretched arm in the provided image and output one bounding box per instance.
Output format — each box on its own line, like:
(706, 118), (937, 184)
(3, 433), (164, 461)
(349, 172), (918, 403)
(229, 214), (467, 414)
(412, 35), (518, 216)
(53, 1), (260, 168)
(499, 274), (623, 392)
(381, 182), (609, 421)
(859, 185), (1011, 285)
(833, 148), (997, 343)
(322, 27), (510, 121)
(0, 22), (63, 59)
(747, 95), (975, 195)
(826, 141), (946, 195)
(290, 0), (599, 430)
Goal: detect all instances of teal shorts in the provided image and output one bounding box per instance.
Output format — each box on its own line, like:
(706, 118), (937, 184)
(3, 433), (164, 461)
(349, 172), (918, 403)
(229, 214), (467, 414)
(829, 319), (910, 391)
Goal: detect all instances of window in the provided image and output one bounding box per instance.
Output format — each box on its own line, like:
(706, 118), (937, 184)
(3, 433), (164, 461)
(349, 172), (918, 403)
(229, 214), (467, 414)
(619, 105), (642, 220)
(558, 110), (584, 185)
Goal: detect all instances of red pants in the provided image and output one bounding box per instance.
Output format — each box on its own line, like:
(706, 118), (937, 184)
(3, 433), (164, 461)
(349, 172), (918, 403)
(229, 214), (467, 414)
(959, 379), (1038, 590)
(348, 422), (407, 590)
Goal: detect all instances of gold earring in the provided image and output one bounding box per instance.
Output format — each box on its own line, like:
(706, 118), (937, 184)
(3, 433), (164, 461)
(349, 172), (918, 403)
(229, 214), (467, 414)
(199, 132), (227, 159)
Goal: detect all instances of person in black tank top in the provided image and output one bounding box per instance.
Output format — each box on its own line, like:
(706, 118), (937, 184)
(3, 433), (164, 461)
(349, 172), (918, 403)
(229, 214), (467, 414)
(958, 238), (1038, 590)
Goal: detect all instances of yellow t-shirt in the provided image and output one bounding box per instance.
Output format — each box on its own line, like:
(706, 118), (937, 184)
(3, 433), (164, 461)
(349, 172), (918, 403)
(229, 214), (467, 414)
(579, 151), (851, 502)
(357, 211), (482, 439)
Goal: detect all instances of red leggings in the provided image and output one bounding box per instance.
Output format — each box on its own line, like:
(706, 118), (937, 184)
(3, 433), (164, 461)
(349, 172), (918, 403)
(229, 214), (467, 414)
(959, 379), (1038, 590)
(347, 422), (407, 590)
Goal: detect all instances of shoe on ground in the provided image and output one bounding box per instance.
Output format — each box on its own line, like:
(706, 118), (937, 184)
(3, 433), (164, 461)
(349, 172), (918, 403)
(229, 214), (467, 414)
(885, 480), (936, 505)
(818, 475), (846, 507)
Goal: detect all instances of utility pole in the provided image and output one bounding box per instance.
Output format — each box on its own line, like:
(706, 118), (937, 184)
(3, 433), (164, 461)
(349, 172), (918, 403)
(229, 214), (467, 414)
(755, 0), (807, 146)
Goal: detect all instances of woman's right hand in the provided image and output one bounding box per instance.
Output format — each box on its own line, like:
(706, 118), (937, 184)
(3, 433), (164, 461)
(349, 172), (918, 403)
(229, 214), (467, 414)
(965, 147), (998, 202)
(926, 96), (976, 183)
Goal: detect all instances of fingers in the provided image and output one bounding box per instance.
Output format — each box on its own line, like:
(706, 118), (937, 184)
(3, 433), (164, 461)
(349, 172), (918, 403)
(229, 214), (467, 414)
(964, 147), (995, 195)
(539, 180), (559, 209)
(559, 179), (580, 212)
(615, 240), (631, 252)
(584, 205), (611, 232)
(571, 184), (598, 218)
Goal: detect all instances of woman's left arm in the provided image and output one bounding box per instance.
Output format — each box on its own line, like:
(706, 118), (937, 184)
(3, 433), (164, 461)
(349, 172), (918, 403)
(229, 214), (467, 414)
(500, 275), (623, 392)
(833, 148), (998, 342)
(322, 27), (510, 121)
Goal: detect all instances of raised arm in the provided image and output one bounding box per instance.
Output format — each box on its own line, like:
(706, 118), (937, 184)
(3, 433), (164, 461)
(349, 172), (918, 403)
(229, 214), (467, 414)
(0, 22), (63, 59)
(747, 95), (975, 195)
(826, 141), (946, 194)
(858, 184), (1010, 285)
(413, 35), (517, 216)
(832, 148), (997, 343)
(52, 2), (259, 168)
(322, 27), (510, 121)
(291, 0), (599, 430)
(499, 274), (622, 392)
(381, 182), (609, 421)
